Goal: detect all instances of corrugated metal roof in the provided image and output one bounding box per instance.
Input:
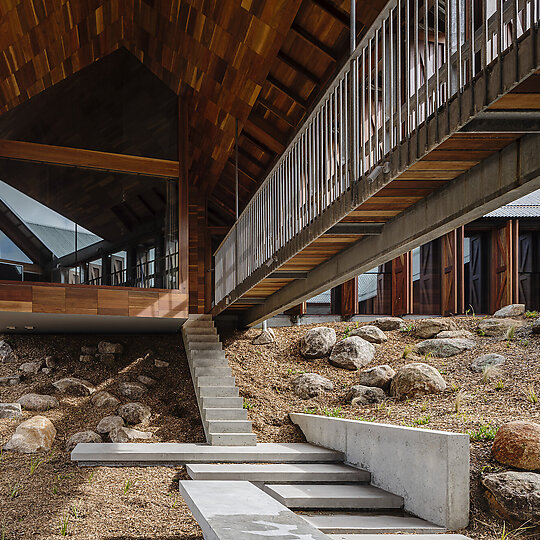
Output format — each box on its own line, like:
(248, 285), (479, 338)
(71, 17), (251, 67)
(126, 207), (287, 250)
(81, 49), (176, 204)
(25, 223), (101, 258)
(485, 190), (540, 218)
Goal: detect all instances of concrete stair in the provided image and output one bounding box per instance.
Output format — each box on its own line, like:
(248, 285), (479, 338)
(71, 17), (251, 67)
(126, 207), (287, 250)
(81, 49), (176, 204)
(182, 314), (256, 446)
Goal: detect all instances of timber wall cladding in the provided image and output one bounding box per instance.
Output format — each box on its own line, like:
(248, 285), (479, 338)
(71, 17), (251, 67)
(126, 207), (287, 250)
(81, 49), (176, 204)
(0, 282), (188, 318)
(0, 0), (301, 188)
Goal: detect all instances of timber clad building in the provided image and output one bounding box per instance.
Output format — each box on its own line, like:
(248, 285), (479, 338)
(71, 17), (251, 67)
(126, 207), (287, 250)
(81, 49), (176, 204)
(0, 1), (539, 331)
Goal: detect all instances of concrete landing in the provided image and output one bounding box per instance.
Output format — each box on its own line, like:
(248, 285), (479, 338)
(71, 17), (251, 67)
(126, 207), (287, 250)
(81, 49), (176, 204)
(186, 463), (371, 483)
(328, 535), (471, 539)
(71, 442), (344, 465)
(302, 513), (445, 534)
(179, 480), (329, 540)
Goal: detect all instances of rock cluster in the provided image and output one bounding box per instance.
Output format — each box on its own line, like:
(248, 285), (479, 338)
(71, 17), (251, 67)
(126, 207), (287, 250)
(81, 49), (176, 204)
(79, 341), (124, 364)
(414, 319), (456, 339)
(346, 385), (386, 405)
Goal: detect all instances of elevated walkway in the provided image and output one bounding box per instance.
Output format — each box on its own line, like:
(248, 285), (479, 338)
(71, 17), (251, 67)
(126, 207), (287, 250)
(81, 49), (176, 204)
(212, 2), (540, 326)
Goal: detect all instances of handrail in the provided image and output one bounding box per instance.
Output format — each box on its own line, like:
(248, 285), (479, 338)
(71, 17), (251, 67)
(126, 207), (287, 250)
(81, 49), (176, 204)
(215, 0), (539, 306)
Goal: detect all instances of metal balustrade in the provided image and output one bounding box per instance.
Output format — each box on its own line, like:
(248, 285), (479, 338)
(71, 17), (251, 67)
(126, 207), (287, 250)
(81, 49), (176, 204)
(215, 0), (540, 306)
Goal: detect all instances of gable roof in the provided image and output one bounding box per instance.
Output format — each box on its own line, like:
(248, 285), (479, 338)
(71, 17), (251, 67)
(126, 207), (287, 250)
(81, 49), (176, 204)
(485, 190), (540, 218)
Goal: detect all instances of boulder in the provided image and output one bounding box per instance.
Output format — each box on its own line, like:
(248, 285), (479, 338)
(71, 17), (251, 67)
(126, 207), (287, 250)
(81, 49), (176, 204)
(3, 415), (56, 453)
(533, 318), (540, 335)
(53, 377), (95, 396)
(98, 341), (123, 354)
(17, 393), (59, 411)
(414, 338), (475, 358)
(253, 328), (275, 345)
(81, 346), (97, 355)
(0, 340), (17, 363)
(291, 373), (333, 399)
(96, 415), (124, 434)
(79, 355), (94, 363)
(414, 319), (456, 339)
(0, 403), (22, 419)
(329, 336), (375, 371)
(155, 359), (169, 368)
(109, 426), (153, 442)
(117, 402), (151, 425)
(44, 356), (56, 368)
(346, 385), (386, 405)
(118, 381), (147, 400)
(493, 304), (526, 318)
(41, 367), (53, 375)
(390, 363), (447, 400)
(358, 365), (396, 391)
(470, 353), (506, 373)
(19, 361), (43, 374)
(0, 374), (20, 386)
(351, 325), (387, 344)
(477, 318), (521, 337)
(137, 375), (156, 387)
(482, 471), (540, 525)
(65, 430), (101, 452)
(98, 353), (116, 364)
(372, 317), (406, 331)
(436, 330), (475, 339)
(91, 391), (120, 408)
(300, 327), (336, 358)
(492, 421), (540, 471)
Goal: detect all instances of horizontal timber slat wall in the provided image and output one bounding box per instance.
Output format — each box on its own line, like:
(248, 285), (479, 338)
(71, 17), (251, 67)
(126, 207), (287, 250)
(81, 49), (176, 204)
(0, 282), (188, 319)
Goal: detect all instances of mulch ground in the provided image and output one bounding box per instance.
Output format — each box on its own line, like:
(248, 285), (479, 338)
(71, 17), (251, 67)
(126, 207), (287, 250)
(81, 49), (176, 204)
(222, 314), (540, 540)
(0, 334), (204, 539)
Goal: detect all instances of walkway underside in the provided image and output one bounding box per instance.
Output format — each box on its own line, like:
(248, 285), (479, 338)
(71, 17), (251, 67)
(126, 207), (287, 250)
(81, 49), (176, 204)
(214, 25), (540, 327)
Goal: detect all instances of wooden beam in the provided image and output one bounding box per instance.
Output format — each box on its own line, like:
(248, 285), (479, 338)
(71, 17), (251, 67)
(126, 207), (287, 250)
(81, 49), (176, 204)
(311, 0), (350, 27)
(291, 23), (338, 62)
(257, 98), (296, 127)
(0, 139), (179, 178)
(277, 51), (321, 85)
(178, 98), (190, 296)
(241, 132), (278, 157)
(245, 119), (286, 155)
(238, 147), (268, 170)
(267, 76), (308, 109)
(208, 226), (231, 236)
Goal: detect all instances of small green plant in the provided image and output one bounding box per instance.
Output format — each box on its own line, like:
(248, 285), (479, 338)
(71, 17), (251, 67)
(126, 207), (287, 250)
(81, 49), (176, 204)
(343, 326), (351, 339)
(71, 504), (80, 519)
(304, 407), (318, 415)
(420, 401), (428, 412)
(52, 486), (58, 495)
(286, 368), (305, 375)
(413, 415), (431, 426)
(59, 514), (69, 536)
(123, 479), (135, 494)
(29, 455), (46, 475)
(1, 520), (6, 540)
(357, 416), (376, 422)
(506, 325), (516, 341)
(525, 384), (538, 404)
(481, 365), (500, 384)
(454, 391), (465, 413)
(520, 339), (529, 347)
(400, 322), (414, 333)
(476, 327), (486, 336)
(450, 382), (460, 392)
(466, 305), (477, 319)
(469, 423), (498, 441)
(402, 345), (413, 359)
(243, 399), (254, 410)
(321, 406), (343, 418)
(88, 471), (95, 483)
(495, 380), (504, 391)
(423, 351), (433, 362)
(9, 484), (20, 499)
(524, 310), (538, 319)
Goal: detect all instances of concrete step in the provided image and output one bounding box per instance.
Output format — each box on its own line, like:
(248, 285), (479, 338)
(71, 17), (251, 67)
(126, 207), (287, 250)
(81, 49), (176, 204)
(179, 480), (329, 539)
(191, 350), (227, 360)
(327, 533), (471, 540)
(186, 334), (220, 343)
(185, 314), (212, 322)
(190, 342), (222, 351)
(186, 463), (371, 483)
(207, 420), (252, 433)
(204, 408), (248, 421)
(184, 326), (217, 335)
(263, 484), (404, 510)
(196, 375), (235, 387)
(71, 442), (344, 465)
(194, 367), (232, 378)
(208, 433), (258, 446)
(302, 513), (445, 534)
(200, 396), (244, 409)
(191, 358), (230, 368)
(198, 386), (239, 397)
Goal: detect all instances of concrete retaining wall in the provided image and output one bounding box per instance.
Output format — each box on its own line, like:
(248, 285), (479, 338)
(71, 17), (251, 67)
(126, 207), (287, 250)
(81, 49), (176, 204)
(290, 413), (469, 530)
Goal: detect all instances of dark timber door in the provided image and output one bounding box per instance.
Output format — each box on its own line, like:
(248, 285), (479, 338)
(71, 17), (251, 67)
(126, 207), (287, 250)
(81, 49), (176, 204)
(490, 220), (518, 313)
(441, 231), (458, 315)
(417, 240), (441, 314)
(468, 233), (486, 314)
(392, 253), (412, 316)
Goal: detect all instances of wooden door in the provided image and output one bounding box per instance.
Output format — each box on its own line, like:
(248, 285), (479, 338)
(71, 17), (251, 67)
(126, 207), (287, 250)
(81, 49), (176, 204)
(417, 240), (441, 314)
(441, 230), (458, 315)
(518, 232), (533, 308)
(392, 253), (412, 316)
(490, 220), (518, 313)
(341, 277), (359, 317)
(468, 233), (485, 314)
(375, 263), (392, 314)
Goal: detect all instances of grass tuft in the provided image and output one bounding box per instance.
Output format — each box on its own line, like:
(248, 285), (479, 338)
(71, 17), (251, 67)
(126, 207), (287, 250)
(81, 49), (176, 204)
(469, 423), (498, 441)
(525, 384), (538, 404)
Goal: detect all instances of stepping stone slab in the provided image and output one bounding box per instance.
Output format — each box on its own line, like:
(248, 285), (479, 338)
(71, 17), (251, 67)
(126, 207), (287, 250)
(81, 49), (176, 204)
(186, 463), (371, 483)
(179, 480), (329, 540)
(0, 403), (22, 418)
(302, 513), (444, 534)
(263, 484), (403, 509)
(71, 442), (344, 464)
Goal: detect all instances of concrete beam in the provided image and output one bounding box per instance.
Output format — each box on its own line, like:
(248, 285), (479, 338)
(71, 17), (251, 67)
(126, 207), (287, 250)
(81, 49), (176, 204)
(461, 111), (540, 133)
(242, 133), (540, 326)
(326, 223), (384, 235)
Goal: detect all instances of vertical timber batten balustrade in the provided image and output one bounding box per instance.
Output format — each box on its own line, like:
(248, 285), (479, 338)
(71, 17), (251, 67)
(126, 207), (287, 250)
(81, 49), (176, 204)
(213, 0), (540, 311)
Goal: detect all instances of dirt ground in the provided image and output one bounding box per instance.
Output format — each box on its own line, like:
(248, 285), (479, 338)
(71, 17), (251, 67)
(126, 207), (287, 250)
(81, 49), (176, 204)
(0, 334), (204, 539)
(222, 314), (540, 540)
